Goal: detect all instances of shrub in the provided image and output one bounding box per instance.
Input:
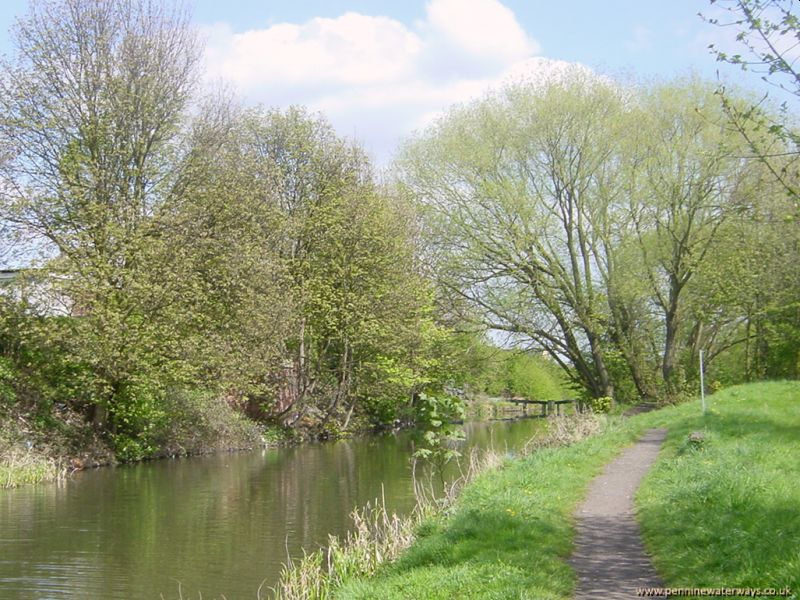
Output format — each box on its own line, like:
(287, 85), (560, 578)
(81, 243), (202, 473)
(589, 395), (613, 414)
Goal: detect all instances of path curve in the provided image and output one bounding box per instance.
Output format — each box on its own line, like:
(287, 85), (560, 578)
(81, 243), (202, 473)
(570, 428), (668, 600)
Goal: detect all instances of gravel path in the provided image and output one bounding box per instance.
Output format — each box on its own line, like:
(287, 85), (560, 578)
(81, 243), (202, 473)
(570, 428), (668, 599)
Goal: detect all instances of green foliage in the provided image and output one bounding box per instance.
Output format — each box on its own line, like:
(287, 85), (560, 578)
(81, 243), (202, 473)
(398, 71), (624, 398)
(109, 381), (167, 461)
(462, 346), (569, 400)
(399, 71), (794, 402)
(0, 356), (17, 405)
(0, 0), (796, 476)
(0, 5), (450, 453)
(413, 393), (466, 480)
(588, 396), (612, 414)
(503, 353), (568, 400)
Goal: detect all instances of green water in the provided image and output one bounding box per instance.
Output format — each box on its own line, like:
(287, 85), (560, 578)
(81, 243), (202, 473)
(0, 418), (544, 599)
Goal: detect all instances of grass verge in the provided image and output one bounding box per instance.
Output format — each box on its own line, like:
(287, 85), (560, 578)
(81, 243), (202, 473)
(331, 381), (799, 599)
(636, 381), (800, 596)
(333, 414), (639, 600)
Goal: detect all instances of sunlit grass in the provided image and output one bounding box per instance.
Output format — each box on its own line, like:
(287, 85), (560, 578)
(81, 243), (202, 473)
(334, 414), (629, 600)
(636, 381), (800, 596)
(331, 382), (800, 599)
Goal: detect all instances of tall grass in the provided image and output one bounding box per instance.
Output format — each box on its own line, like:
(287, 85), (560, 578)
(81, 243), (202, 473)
(0, 446), (65, 488)
(272, 495), (426, 600)
(523, 411), (606, 452)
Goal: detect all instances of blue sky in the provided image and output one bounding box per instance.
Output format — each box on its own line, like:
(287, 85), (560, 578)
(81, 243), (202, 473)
(0, 0), (777, 164)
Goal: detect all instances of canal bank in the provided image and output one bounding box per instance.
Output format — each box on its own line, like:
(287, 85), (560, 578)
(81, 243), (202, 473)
(332, 382), (800, 600)
(0, 392), (549, 490)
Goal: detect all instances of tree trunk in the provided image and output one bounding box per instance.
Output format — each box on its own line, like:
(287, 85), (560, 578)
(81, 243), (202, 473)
(662, 286), (682, 394)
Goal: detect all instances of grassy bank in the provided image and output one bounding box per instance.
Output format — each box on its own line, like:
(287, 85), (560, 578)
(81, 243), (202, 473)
(330, 381), (798, 599)
(637, 381), (800, 594)
(332, 415), (644, 599)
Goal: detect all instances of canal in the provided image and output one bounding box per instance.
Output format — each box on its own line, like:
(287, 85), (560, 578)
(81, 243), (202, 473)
(0, 417), (545, 599)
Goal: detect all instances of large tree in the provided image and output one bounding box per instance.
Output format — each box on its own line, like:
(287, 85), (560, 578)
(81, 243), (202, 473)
(622, 80), (757, 396)
(0, 0), (201, 431)
(399, 74), (763, 401)
(235, 107), (440, 426)
(398, 72), (625, 398)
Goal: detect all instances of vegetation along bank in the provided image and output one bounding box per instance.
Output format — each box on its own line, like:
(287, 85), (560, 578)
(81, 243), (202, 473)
(1, 0), (798, 491)
(271, 382), (797, 599)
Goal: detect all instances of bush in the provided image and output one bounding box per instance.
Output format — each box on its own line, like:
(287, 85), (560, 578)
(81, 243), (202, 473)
(589, 396), (613, 414)
(0, 356), (17, 405)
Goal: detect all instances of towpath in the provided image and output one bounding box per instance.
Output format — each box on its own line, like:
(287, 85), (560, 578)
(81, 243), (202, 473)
(570, 428), (668, 599)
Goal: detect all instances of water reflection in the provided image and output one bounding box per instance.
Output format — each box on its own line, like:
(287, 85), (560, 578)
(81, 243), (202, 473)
(0, 418), (544, 599)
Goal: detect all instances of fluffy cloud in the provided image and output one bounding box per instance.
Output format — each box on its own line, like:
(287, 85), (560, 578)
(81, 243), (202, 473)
(201, 0), (574, 163)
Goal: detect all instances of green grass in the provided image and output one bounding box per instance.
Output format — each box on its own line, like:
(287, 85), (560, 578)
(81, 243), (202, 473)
(636, 381), (800, 595)
(336, 417), (646, 599)
(334, 381), (800, 599)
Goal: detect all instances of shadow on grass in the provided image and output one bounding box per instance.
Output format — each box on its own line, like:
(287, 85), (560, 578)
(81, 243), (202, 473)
(639, 493), (800, 590)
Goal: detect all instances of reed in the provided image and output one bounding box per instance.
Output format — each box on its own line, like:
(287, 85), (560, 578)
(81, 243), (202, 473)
(271, 442), (509, 600)
(0, 446), (65, 488)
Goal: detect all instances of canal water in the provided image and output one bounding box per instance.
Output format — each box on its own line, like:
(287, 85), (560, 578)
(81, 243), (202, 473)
(0, 418), (544, 599)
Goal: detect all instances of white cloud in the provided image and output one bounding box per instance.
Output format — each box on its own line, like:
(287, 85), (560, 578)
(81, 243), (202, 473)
(201, 0), (576, 164)
(204, 13), (422, 91)
(425, 0), (535, 59)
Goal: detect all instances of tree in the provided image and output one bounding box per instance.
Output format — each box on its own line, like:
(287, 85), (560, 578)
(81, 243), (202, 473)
(701, 0), (800, 202)
(398, 71), (626, 398)
(235, 107), (441, 427)
(399, 74), (769, 401)
(0, 0), (201, 435)
(622, 80), (757, 396)
(700, 1), (800, 383)
(158, 97), (296, 406)
(690, 166), (800, 382)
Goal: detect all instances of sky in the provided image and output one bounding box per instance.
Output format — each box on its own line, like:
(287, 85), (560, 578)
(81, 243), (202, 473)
(0, 0), (782, 165)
